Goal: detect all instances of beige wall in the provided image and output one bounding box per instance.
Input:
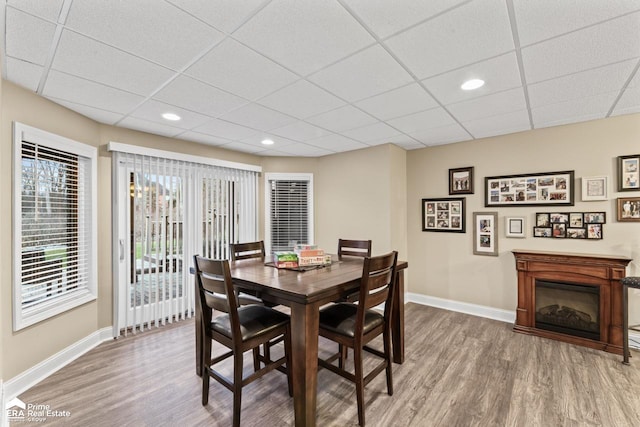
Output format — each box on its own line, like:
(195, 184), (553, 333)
(407, 113), (640, 320)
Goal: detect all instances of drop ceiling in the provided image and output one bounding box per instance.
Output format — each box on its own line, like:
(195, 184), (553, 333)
(2, 0), (639, 157)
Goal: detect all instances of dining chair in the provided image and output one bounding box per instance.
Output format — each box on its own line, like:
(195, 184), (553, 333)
(230, 241), (266, 261)
(193, 255), (292, 427)
(337, 238), (372, 260)
(317, 251), (398, 426)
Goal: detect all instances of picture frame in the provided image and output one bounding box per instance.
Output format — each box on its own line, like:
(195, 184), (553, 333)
(618, 154), (640, 191)
(581, 176), (608, 201)
(484, 170), (574, 207)
(617, 197), (640, 222)
(422, 197), (465, 233)
(533, 211), (605, 239)
(473, 212), (498, 256)
(505, 216), (525, 238)
(449, 166), (474, 195)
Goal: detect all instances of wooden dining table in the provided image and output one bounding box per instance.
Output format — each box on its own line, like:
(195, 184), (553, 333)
(194, 255), (408, 427)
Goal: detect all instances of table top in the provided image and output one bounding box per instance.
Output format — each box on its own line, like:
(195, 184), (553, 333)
(230, 255), (407, 305)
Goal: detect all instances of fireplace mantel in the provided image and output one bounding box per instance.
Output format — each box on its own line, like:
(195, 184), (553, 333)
(512, 249), (632, 354)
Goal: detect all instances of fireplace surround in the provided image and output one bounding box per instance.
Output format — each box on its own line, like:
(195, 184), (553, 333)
(512, 250), (631, 354)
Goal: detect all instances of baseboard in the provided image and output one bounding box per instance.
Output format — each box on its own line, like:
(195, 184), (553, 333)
(406, 293), (640, 350)
(2, 327), (113, 406)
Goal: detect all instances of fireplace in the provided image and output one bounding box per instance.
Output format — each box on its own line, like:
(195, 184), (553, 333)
(535, 280), (599, 340)
(512, 250), (631, 354)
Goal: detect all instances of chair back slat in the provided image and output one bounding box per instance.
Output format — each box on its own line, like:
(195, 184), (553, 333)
(358, 251), (398, 317)
(194, 255), (241, 337)
(338, 239), (372, 259)
(230, 241), (265, 261)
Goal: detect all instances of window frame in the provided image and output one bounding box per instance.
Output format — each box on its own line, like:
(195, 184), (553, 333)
(13, 122), (98, 331)
(264, 172), (314, 253)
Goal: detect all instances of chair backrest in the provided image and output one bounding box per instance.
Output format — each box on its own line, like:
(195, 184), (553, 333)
(337, 239), (372, 260)
(193, 256), (241, 338)
(356, 251), (398, 332)
(230, 241), (265, 261)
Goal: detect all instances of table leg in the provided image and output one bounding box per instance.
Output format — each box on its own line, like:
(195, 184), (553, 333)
(623, 283), (630, 365)
(392, 270), (405, 364)
(290, 302), (320, 427)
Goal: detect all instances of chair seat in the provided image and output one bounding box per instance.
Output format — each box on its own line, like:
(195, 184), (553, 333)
(319, 302), (383, 337)
(212, 305), (289, 341)
(621, 277), (640, 289)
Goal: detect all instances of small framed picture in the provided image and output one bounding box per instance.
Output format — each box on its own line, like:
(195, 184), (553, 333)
(584, 212), (606, 224)
(569, 213), (583, 227)
(617, 197), (640, 222)
(567, 228), (587, 239)
(473, 212), (498, 256)
(552, 223), (566, 238)
(550, 212), (569, 223)
(422, 197), (465, 232)
(533, 227), (552, 238)
(449, 166), (474, 194)
(587, 223), (603, 239)
(505, 217), (525, 238)
(618, 154), (640, 191)
(536, 213), (550, 227)
(581, 176), (608, 201)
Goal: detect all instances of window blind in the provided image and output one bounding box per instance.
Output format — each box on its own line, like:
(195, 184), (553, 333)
(269, 179), (309, 251)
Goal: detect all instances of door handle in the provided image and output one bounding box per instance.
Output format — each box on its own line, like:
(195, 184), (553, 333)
(119, 239), (125, 261)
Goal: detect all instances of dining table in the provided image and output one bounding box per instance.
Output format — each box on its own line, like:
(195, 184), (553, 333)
(194, 254), (408, 427)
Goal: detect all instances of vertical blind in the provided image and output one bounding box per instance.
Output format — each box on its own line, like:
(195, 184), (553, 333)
(20, 141), (91, 311)
(115, 151), (258, 334)
(269, 179), (309, 251)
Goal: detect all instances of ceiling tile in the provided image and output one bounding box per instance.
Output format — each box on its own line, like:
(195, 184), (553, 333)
(422, 52), (522, 105)
(392, 140), (425, 150)
(528, 59), (638, 108)
(612, 69), (640, 116)
(46, 97), (124, 125)
(513, 0), (640, 46)
(306, 133), (367, 152)
(232, 0), (375, 76)
(306, 105), (378, 133)
(64, 0), (224, 69)
(119, 116), (183, 137)
(185, 38), (298, 100)
(387, 107), (455, 134)
(343, 122), (402, 142)
(271, 142), (334, 157)
(153, 75), (248, 117)
(355, 83), (438, 120)
(219, 103), (297, 131)
(218, 141), (265, 154)
(43, 70), (145, 113)
(446, 88), (527, 122)
(463, 110), (531, 139)
(342, 0), (469, 39)
(178, 131), (232, 147)
(239, 134), (298, 150)
(5, 57), (42, 91)
(166, 0), (266, 34)
(532, 91), (619, 128)
(192, 118), (259, 140)
(385, 0), (514, 79)
(522, 12), (640, 84)
(257, 80), (346, 119)
(269, 121), (332, 141)
(7, 0), (64, 22)
(309, 45), (414, 102)
(408, 123), (471, 146)
(52, 30), (175, 96)
(5, 7), (57, 66)
(128, 99), (212, 129)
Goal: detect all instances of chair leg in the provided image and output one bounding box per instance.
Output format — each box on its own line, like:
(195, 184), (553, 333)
(252, 347), (261, 372)
(202, 339), (212, 405)
(233, 351), (244, 427)
(339, 344), (347, 369)
(285, 326), (293, 397)
(354, 346), (365, 426)
(264, 340), (272, 364)
(384, 328), (394, 396)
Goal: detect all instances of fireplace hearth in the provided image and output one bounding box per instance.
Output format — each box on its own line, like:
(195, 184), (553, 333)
(513, 250), (631, 354)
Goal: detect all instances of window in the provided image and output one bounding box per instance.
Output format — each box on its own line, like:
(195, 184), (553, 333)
(265, 173), (313, 252)
(13, 123), (97, 331)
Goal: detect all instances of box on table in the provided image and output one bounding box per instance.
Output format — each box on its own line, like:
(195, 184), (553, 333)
(273, 251), (299, 268)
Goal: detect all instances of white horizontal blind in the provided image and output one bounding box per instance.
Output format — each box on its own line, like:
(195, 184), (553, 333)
(14, 122), (97, 331)
(269, 179), (310, 251)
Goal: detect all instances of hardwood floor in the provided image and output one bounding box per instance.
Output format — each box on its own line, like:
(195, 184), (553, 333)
(17, 303), (640, 426)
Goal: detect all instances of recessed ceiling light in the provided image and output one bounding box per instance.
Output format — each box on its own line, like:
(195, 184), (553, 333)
(461, 79), (485, 91)
(162, 112), (181, 121)
(261, 139), (274, 145)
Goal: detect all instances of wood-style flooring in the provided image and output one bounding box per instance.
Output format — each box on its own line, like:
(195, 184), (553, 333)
(17, 303), (640, 426)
